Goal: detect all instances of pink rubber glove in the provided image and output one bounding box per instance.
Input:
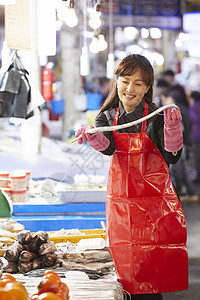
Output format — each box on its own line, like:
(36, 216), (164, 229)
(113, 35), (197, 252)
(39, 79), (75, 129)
(75, 125), (110, 151)
(164, 108), (183, 152)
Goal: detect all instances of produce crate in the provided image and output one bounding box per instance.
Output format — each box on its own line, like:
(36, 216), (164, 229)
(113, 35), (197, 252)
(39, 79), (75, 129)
(48, 229), (106, 244)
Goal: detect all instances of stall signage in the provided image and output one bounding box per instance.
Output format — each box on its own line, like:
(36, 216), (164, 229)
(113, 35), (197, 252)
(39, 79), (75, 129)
(102, 0), (181, 30)
(5, 0), (31, 50)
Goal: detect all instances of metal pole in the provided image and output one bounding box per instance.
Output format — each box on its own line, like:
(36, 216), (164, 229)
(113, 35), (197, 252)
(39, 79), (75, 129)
(20, 0), (42, 155)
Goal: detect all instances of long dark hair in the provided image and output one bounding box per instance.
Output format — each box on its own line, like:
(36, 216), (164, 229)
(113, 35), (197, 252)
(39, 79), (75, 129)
(97, 54), (154, 116)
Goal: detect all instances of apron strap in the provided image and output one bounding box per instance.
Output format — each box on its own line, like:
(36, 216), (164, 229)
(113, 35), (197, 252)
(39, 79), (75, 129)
(141, 101), (148, 133)
(113, 102), (149, 133)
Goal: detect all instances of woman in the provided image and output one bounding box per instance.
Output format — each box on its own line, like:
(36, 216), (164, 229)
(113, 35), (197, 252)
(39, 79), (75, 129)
(75, 54), (188, 300)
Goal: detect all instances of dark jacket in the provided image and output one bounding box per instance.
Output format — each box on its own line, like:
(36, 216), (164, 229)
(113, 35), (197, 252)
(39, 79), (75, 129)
(95, 99), (182, 165)
(177, 103), (192, 146)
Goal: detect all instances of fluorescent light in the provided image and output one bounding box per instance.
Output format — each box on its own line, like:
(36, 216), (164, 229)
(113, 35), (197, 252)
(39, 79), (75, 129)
(106, 53), (115, 79)
(183, 12), (200, 33)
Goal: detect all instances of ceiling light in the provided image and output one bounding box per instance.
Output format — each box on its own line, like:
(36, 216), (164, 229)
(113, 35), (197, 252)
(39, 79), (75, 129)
(98, 34), (108, 51)
(89, 36), (99, 54)
(89, 3), (101, 30)
(65, 7), (78, 27)
(141, 28), (149, 39)
(150, 28), (162, 39)
(58, 0), (78, 28)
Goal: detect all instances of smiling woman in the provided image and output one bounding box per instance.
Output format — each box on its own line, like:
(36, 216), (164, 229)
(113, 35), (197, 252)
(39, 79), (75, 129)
(75, 54), (187, 300)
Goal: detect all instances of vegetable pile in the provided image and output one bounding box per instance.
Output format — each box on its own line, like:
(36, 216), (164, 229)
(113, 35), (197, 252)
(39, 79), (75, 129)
(0, 270), (70, 300)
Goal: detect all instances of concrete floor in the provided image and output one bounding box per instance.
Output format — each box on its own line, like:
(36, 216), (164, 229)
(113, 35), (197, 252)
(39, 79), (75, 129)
(0, 134), (200, 299)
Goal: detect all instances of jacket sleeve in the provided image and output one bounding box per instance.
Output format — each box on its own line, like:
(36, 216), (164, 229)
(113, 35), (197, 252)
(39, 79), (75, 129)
(95, 112), (116, 156)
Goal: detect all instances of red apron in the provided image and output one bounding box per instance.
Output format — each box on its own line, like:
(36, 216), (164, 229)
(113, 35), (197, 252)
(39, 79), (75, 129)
(106, 102), (188, 294)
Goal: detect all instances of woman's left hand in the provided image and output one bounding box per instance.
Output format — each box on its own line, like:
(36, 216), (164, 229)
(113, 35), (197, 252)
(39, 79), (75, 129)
(164, 107), (182, 128)
(164, 108), (183, 152)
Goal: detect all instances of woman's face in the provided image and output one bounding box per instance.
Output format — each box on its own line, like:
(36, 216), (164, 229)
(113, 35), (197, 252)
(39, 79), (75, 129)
(117, 69), (150, 112)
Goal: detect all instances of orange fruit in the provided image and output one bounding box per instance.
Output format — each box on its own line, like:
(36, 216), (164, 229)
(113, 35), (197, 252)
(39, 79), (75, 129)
(42, 274), (61, 287)
(0, 287), (15, 300)
(1, 273), (16, 282)
(43, 271), (60, 279)
(1, 273), (17, 285)
(38, 279), (59, 295)
(0, 281), (6, 288)
(6, 282), (29, 300)
(37, 292), (60, 300)
(2, 279), (16, 285)
(56, 282), (69, 299)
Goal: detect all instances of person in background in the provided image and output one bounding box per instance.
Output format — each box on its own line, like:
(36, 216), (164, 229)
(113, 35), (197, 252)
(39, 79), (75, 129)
(162, 69), (189, 108)
(189, 91), (200, 183)
(160, 89), (198, 202)
(187, 64), (200, 95)
(75, 54), (188, 299)
(98, 77), (111, 106)
(154, 78), (170, 107)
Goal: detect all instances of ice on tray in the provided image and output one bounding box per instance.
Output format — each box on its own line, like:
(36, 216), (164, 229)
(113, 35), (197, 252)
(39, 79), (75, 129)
(76, 238), (105, 251)
(74, 174), (105, 186)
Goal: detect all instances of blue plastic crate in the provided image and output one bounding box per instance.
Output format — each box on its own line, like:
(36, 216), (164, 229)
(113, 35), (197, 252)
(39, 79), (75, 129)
(87, 93), (103, 110)
(51, 99), (64, 115)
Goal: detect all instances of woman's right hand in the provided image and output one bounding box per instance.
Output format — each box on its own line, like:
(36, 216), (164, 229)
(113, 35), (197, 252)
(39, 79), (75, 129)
(75, 125), (110, 151)
(75, 125), (94, 144)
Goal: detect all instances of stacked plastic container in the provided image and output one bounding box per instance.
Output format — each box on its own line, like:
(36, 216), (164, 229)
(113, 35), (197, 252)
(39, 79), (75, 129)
(0, 171), (11, 199)
(0, 169), (31, 203)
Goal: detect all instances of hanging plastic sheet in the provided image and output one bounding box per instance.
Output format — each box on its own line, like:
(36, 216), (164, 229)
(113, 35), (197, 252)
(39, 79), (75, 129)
(0, 51), (31, 118)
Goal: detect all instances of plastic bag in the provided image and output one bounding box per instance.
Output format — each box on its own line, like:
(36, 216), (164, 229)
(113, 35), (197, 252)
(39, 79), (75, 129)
(0, 51), (31, 118)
